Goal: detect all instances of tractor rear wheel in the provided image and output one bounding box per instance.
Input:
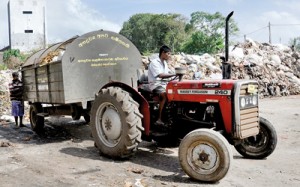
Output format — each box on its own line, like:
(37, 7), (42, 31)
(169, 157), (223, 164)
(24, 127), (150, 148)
(234, 117), (277, 159)
(179, 129), (232, 182)
(29, 103), (44, 133)
(90, 87), (144, 158)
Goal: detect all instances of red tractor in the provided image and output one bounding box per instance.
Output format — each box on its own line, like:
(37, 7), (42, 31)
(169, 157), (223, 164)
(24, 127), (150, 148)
(89, 12), (277, 182)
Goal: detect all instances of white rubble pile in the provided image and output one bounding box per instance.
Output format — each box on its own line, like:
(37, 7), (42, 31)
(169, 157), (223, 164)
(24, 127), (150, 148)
(0, 70), (13, 116)
(142, 40), (300, 98)
(229, 39), (300, 97)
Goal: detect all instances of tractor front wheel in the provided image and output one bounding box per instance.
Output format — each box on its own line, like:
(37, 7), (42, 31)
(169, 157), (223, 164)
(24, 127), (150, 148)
(90, 87), (144, 158)
(234, 117), (277, 159)
(179, 129), (232, 182)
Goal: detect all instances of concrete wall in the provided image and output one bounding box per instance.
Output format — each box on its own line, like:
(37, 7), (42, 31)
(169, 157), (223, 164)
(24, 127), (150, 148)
(8, 0), (46, 52)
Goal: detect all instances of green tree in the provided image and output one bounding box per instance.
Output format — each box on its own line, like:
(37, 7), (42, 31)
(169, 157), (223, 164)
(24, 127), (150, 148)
(182, 31), (224, 54)
(3, 49), (27, 62)
(182, 11), (239, 54)
(120, 13), (153, 53)
(3, 49), (28, 69)
(120, 13), (188, 54)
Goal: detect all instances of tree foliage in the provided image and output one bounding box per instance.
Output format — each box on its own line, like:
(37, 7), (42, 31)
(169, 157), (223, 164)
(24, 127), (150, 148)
(3, 49), (27, 62)
(120, 13), (188, 54)
(181, 31), (224, 54)
(3, 49), (28, 69)
(120, 11), (239, 55)
(181, 11), (239, 54)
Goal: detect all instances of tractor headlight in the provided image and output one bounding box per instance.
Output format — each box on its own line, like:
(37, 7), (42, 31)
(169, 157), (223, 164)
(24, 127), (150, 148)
(239, 95), (258, 109)
(240, 98), (246, 108)
(252, 95), (257, 105)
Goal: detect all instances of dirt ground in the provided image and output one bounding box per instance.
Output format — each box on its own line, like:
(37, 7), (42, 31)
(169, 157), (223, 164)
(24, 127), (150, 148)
(0, 95), (300, 187)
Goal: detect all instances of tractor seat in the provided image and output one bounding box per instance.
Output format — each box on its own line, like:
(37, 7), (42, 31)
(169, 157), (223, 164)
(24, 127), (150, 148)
(138, 71), (149, 84)
(137, 69), (151, 92)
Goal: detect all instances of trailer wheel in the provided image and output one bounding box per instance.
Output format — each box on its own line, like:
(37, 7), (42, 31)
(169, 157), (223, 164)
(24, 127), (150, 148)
(29, 104), (44, 133)
(71, 105), (82, 120)
(91, 87), (144, 158)
(83, 114), (90, 124)
(179, 129), (232, 182)
(234, 117), (277, 159)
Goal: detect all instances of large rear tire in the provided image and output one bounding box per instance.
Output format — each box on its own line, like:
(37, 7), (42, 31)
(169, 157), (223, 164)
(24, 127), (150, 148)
(179, 129), (232, 182)
(90, 87), (144, 158)
(29, 103), (44, 133)
(234, 117), (277, 159)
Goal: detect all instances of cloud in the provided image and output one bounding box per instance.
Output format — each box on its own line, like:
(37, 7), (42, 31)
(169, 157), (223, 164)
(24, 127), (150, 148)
(260, 11), (300, 43)
(260, 11), (299, 23)
(274, 0), (300, 12)
(47, 0), (121, 43)
(225, 0), (244, 4)
(237, 10), (300, 44)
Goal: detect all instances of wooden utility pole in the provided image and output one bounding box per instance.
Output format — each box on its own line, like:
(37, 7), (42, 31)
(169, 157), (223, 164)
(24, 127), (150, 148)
(268, 22), (272, 44)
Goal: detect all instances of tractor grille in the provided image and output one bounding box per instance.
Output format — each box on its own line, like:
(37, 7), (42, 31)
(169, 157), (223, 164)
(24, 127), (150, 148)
(239, 107), (259, 138)
(236, 83), (259, 139)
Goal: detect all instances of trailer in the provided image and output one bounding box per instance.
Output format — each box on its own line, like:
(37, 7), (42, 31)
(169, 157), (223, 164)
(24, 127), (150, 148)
(22, 30), (142, 131)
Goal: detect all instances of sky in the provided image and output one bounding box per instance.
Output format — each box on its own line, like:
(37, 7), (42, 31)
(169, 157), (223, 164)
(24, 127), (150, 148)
(1, 0), (300, 49)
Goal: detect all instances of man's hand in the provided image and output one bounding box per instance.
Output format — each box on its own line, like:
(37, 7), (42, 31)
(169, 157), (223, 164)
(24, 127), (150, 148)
(158, 73), (176, 79)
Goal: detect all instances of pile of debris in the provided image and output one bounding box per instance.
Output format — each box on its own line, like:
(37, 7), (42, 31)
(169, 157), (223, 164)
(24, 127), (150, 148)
(230, 39), (300, 97)
(0, 70), (13, 116)
(142, 39), (300, 98)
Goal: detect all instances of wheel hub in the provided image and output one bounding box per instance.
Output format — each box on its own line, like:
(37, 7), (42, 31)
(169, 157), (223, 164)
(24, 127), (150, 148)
(101, 108), (122, 140)
(199, 151), (209, 163)
(192, 144), (218, 170)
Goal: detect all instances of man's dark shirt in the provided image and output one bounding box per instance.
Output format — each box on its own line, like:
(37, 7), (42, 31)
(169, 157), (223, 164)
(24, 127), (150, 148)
(8, 79), (23, 101)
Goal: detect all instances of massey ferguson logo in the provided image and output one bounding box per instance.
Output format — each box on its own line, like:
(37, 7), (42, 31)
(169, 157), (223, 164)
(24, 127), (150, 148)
(215, 90), (231, 95)
(178, 89), (231, 95)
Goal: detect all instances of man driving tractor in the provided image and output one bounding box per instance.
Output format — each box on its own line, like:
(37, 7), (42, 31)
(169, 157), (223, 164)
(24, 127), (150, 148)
(148, 45), (176, 126)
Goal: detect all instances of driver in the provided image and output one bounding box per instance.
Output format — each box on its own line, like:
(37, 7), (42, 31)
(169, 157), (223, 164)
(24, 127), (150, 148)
(148, 45), (176, 126)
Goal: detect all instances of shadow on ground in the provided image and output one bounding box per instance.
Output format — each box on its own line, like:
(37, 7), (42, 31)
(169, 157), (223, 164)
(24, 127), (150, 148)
(0, 116), (92, 145)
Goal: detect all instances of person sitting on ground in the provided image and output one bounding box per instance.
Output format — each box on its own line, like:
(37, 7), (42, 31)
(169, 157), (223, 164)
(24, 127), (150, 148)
(148, 45), (176, 125)
(8, 72), (24, 127)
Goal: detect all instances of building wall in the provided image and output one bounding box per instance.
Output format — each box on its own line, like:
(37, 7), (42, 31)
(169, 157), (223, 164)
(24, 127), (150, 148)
(8, 0), (46, 52)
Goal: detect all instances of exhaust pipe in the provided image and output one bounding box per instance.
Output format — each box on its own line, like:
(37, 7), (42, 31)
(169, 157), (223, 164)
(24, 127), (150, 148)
(222, 11), (234, 79)
(225, 11), (234, 62)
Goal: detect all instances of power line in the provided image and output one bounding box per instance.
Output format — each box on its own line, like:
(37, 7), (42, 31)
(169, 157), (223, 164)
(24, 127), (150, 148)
(244, 23), (300, 36)
(244, 26), (268, 36)
(242, 22), (300, 44)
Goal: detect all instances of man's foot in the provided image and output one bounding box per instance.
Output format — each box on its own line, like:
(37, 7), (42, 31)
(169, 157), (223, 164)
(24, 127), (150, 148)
(155, 119), (164, 126)
(153, 120), (169, 133)
(19, 124), (26, 127)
